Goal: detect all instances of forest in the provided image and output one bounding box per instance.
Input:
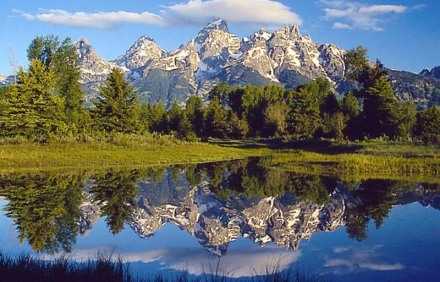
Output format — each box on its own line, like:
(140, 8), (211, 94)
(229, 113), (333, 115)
(0, 36), (439, 145)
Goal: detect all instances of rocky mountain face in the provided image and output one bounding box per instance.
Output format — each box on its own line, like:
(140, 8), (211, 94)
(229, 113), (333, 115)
(75, 19), (438, 106)
(75, 39), (121, 101)
(421, 66), (440, 80)
(388, 68), (440, 107)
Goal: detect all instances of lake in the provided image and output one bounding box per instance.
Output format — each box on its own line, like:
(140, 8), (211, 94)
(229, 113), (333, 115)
(0, 158), (439, 281)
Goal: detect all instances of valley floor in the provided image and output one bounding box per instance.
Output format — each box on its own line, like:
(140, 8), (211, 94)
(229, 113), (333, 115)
(0, 138), (439, 182)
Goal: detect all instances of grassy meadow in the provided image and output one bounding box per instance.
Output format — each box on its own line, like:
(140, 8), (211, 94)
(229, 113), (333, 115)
(0, 136), (439, 182)
(0, 136), (270, 174)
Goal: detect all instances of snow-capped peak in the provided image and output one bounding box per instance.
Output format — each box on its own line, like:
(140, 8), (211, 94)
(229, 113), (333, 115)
(205, 18), (229, 32)
(195, 18), (230, 46)
(115, 35), (165, 69)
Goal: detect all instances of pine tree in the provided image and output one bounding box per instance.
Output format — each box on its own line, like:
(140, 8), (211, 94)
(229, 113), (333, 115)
(92, 69), (140, 133)
(0, 60), (66, 140)
(362, 75), (401, 138)
(52, 39), (85, 128)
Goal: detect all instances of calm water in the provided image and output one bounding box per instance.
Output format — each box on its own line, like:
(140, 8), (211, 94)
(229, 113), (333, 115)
(0, 158), (440, 281)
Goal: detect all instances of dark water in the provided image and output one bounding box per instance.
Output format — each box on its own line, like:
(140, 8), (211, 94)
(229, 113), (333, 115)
(1, 158), (440, 281)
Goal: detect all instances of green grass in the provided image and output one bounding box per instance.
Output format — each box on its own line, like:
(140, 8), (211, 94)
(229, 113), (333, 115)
(0, 137), (439, 182)
(267, 148), (440, 183)
(0, 141), (269, 174)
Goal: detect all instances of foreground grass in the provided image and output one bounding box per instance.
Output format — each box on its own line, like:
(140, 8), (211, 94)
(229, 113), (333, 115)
(0, 253), (326, 282)
(0, 141), (269, 174)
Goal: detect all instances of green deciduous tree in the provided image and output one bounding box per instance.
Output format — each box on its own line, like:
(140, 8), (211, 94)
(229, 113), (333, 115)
(146, 102), (167, 133)
(227, 111), (249, 139)
(287, 87), (321, 140)
(204, 97), (228, 138)
(414, 106), (440, 144)
(341, 92), (361, 119)
(264, 103), (289, 137)
(167, 102), (194, 139)
(185, 96), (205, 137)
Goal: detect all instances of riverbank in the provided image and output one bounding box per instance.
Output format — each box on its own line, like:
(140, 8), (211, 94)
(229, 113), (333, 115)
(0, 142), (269, 174)
(0, 138), (439, 181)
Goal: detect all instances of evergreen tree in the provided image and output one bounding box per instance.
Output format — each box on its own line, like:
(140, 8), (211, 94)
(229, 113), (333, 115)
(52, 39), (85, 128)
(362, 75), (401, 138)
(341, 93), (362, 140)
(0, 60), (66, 140)
(91, 170), (139, 235)
(27, 36), (60, 68)
(92, 69), (140, 133)
(321, 93), (339, 115)
(344, 46), (369, 84)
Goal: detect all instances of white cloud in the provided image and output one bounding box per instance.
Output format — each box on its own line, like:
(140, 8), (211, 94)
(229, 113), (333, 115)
(333, 22), (352, 30)
(15, 0), (302, 29)
(165, 0), (302, 26)
(15, 9), (164, 29)
(321, 1), (407, 31)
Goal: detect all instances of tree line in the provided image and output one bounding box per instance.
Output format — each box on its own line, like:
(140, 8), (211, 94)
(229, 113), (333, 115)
(0, 37), (438, 143)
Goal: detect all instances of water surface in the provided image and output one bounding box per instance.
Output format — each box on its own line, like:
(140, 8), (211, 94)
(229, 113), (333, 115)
(0, 158), (439, 281)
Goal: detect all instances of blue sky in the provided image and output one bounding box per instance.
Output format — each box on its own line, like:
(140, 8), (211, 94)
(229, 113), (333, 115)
(0, 0), (439, 75)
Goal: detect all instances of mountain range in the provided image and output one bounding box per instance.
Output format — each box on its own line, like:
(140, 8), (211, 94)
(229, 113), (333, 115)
(74, 19), (440, 107)
(1, 19), (439, 107)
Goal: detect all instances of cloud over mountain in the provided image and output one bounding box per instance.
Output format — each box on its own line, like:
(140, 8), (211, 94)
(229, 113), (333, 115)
(16, 0), (301, 29)
(165, 0), (302, 26)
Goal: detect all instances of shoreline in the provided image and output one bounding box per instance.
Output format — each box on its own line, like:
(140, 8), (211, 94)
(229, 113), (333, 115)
(0, 140), (439, 182)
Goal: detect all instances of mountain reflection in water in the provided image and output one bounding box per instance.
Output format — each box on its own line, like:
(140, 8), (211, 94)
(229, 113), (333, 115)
(0, 158), (440, 281)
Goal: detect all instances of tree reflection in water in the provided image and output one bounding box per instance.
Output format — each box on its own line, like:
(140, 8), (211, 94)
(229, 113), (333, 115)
(0, 158), (439, 254)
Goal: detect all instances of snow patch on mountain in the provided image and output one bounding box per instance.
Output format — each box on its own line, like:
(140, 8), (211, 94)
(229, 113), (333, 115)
(75, 19), (438, 106)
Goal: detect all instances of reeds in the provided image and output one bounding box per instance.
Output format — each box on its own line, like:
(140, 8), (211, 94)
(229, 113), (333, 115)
(0, 253), (328, 282)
